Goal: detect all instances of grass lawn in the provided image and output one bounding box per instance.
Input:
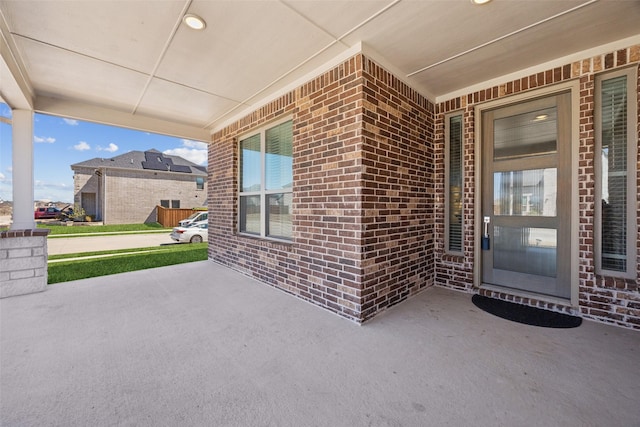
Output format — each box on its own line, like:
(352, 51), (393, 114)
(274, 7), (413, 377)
(48, 243), (208, 284)
(41, 222), (170, 236)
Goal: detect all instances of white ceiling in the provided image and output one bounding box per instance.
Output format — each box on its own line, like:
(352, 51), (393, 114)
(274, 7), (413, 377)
(1, 0), (639, 140)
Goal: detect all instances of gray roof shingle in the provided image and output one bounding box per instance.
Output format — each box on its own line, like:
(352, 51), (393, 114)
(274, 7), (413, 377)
(71, 149), (207, 176)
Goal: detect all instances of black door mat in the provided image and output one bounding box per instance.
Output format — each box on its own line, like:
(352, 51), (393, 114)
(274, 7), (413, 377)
(472, 294), (582, 328)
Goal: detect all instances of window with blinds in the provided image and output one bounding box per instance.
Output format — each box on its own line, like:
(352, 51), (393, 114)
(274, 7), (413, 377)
(445, 113), (464, 254)
(595, 68), (637, 277)
(239, 118), (293, 240)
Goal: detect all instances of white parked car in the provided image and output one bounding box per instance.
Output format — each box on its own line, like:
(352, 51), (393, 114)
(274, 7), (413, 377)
(178, 211), (208, 227)
(170, 220), (208, 243)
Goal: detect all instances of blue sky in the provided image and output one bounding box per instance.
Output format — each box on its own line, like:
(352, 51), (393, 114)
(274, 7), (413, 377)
(0, 103), (207, 203)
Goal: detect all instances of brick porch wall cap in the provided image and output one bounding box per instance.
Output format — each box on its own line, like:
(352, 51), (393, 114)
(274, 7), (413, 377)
(0, 229), (50, 238)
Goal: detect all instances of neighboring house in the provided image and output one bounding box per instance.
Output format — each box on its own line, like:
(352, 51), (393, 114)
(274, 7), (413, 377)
(71, 150), (207, 224)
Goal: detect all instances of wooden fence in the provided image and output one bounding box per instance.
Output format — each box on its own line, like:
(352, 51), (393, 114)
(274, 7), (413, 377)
(156, 206), (203, 227)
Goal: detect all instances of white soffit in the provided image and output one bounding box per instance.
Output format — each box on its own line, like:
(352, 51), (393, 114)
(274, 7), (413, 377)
(14, 37), (149, 112)
(157, 0), (339, 101)
(137, 77), (240, 128)
(429, 1), (640, 101)
(341, 0), (586, 73)
(437, 34), (640, 104)
(0, 0), (183, 74)
(210, 42), (364, 132)
(0, 0), (639, 138)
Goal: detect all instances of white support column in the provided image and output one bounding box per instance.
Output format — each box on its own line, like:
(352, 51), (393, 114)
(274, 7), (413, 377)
(11, 109), (36, 230)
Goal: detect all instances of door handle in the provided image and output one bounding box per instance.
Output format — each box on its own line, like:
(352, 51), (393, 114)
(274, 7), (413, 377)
(482, 216), (490, 250)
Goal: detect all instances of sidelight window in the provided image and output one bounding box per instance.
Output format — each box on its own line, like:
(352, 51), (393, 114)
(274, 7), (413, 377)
(445, 112), (464, 254)
(595, 68), (637, 278)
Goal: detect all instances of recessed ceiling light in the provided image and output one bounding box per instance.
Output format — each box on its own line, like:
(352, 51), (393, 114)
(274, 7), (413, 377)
(471, 0), (492, 4)
(533, 114), (549, 121)
(183, 14), (206, 30)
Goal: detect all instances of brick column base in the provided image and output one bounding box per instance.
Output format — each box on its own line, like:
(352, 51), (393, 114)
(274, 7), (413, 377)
(0, 229), (50, 298)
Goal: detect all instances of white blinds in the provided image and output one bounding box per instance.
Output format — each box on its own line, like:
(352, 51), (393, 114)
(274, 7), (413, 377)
(448, 115), (463, 253)
(265, 120), (293, 191)
(600, 75), (628, 272)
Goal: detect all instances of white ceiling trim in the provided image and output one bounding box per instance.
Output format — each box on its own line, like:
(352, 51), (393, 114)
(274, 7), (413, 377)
(35, 96), (210, 142)
(0, 47), (31, 109)
(0, 8), (32, 109)
(437, 34), (640, 104)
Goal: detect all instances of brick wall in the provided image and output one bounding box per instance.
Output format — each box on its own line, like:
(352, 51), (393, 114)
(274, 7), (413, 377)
(210, 55), (434, 322)
(0, 229), (49, 298)
(293, 56), (364, 319)
(75, 168), (207, 224)
(209, 45), (639, 328)
(435, 44), (640, 329)
(359, 59), (435, 319)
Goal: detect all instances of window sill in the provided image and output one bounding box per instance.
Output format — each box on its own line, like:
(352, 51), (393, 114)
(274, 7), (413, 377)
(237, 232), (293, 247)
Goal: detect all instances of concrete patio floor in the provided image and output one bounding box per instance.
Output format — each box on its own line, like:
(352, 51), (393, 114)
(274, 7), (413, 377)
(1, 261), (638, 426)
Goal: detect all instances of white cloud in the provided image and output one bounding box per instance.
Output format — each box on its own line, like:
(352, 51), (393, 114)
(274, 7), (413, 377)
(163, 147), (207, 166)
(35, 180), (69, 189)
(6, 167), (12, 173)
(34, 181), (73, 203)
(0, 172), (5, 180)
(34, 135), (56, 143)
(181, 139), (208, 150)
(63, 118), (79, 126)
(74, 141), (90, 151)
(97, 143), (118, 153)
(164, 139), (208, 166)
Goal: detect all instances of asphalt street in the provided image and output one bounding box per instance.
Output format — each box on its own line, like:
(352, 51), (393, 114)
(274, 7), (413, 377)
(48, 233), (177, 256)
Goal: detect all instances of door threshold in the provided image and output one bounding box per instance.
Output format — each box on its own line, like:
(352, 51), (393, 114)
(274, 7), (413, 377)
(479, 284), (576, 310)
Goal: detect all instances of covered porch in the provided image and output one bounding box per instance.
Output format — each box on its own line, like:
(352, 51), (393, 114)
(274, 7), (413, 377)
(1, 261), (638, 426)
(1, 2), (639, 324)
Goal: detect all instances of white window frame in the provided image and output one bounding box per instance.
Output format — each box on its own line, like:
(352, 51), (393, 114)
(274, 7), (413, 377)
(445, 111), (464, 255)
(238, 116), (293, 241)
(594, 66), (638, 279)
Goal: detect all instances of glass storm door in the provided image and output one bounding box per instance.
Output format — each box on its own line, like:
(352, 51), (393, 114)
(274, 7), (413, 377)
(482, 93), (571, 299)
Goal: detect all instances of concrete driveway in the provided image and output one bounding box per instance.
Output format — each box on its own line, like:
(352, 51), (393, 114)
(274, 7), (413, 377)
(48, 232), (176, 255)
(1, 261), (638, 426)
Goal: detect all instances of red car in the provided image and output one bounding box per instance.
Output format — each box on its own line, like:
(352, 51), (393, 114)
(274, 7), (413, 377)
(34, 207), (61, 219)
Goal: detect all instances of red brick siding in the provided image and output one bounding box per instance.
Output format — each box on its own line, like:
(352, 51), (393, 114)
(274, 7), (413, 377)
(209, 55), (434, 322)
(359, 59), (434, 320)
(293, 56), (365, 320)
(436, 45), (640, 329)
